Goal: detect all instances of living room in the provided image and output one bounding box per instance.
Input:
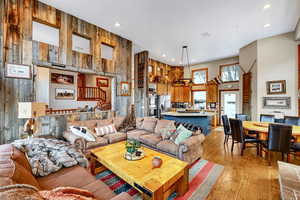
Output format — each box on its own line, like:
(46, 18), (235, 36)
(0, 0), (300, 199)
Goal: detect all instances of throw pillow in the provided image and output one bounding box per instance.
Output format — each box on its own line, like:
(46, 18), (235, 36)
(160, 123), (177, 140)
(70, 126), (96, 142)
(174, 125), (193, 145)
(136, 118), (144, 129)
(95, 124), (117, 137)
(142, 117), (158, 132)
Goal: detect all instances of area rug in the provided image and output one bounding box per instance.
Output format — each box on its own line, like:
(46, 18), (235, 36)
(96, 159), (224, 200)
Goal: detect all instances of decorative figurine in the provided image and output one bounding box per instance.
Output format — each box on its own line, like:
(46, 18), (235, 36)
(152, 156), (163, 168)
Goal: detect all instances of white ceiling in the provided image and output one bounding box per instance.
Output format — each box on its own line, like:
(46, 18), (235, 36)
(40, 0), (300, 65)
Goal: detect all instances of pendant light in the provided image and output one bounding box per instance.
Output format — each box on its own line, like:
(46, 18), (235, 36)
(179, 45), (193, 86)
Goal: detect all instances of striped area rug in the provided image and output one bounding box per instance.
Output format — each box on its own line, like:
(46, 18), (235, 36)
(96, 159), (224, 200)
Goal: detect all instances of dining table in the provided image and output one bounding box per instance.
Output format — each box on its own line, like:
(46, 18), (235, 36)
(243, 121), (300, 142)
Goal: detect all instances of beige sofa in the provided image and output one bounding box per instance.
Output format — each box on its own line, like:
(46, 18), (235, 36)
(63, 116), (127, 153)
(63, 116), (205, 164)
(127, 117), (205, 164)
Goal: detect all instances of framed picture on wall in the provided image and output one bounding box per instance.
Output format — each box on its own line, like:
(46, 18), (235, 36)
(5, 64), (32, 79)
(266, 80), (286, 95)
(120, 82), (131, 96)
(55, 88), (75, 100)
(263, 97), (291, 109)
(96, 77), (109, 87)
(51, 73), (74, 85)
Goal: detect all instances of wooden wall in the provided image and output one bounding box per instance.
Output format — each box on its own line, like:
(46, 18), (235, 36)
(134, 51), (149, 117)
(0, 0), (132, 144)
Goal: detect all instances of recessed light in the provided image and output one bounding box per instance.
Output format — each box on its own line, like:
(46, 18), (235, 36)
(115, 22), (120, 27)
(264, 4), (271, 10)
(264, 23), (271, 28)
(162, 54), (166, 58)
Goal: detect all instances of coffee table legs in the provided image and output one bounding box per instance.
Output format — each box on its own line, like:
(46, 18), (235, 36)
(177, 166), (189, 196)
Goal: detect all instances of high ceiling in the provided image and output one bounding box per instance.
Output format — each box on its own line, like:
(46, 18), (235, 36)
(40, 0), (300, 65)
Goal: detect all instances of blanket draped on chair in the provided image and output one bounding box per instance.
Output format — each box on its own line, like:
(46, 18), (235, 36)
(13, 138), (88, 177)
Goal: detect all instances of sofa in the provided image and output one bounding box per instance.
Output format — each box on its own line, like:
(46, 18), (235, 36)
(63, 116), (127, 153)
(127, 117), (205, 164)
(0, 144), (132, 200)
(63, 116), (205, 164)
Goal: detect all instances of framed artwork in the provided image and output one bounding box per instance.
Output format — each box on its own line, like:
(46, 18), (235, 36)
(266, 80), (286, 95)
(51, 73), (74, 85)
(96, 77), (109, 87)
(55, 88), (75, 100)
(5, 64), (31, 79)
(263, 97), (291, 109)
(120, 82), (131, 96)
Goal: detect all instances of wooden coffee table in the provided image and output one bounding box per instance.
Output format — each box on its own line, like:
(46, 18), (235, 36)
(90, 141), (189, 200)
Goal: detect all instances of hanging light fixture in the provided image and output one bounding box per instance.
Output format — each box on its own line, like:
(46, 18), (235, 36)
(178, 45), (193, 86)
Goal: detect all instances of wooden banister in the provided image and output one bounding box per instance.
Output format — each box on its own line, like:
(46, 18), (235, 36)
(77, 87), (106, 102)
(46, 108), (78, 115)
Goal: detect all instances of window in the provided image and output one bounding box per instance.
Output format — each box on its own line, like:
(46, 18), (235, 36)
(32, 21), (59, 46)
(220, 63), (240, 82)
(192, 68), (208, 84)
(193, 91), (206, 109)
(101, 43), (114, 60)
(72, 34), (91, 54)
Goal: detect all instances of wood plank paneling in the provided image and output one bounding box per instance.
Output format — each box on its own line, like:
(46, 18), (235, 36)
(0, 0), (132, 144)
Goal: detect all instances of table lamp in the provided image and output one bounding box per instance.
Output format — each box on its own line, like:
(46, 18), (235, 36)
(18, 102), (46, 137)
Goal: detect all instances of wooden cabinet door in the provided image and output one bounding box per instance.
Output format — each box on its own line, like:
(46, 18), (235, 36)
(207, 81), (218, 103)
(171, 86), (190, 103)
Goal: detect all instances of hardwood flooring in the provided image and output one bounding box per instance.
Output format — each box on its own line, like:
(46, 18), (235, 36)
(203, 127), (300, 200)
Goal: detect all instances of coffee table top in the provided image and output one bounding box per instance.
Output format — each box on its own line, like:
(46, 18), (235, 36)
(91, 141), (188, 193)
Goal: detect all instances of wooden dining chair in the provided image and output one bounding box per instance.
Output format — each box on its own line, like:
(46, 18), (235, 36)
(221, 115), (232, 144)
(260, 114), (275, 123)
(261, 123), (292, 165)
(229, 118), (261, 156)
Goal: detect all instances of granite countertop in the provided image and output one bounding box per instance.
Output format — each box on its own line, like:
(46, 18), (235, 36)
(161, 112), (215, 117)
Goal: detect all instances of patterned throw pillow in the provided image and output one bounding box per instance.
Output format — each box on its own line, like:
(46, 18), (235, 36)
(70, 126), (96, 142)
(174, 125), (193, 145)
(95, 124), (117, 137)
(161, 123), (177, 140)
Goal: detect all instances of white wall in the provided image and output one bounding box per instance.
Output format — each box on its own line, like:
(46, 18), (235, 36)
(36, 67), (50, 105)
(239, 41), (258, 120)
(256, 32), (299, 118)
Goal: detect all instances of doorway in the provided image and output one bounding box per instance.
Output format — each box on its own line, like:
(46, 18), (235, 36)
(220, 90), (240, 122)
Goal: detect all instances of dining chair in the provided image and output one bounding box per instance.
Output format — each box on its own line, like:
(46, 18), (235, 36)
(284, 116), (300, 126)
(229, 118), (260, 156)
(235, 114), (248, 121)
(221, 115), (232, 144)
(261, 123), (292, 165)
(260, 114), (275, 123)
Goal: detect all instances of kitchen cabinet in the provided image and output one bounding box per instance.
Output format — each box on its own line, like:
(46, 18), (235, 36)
(206, 81), (218, 103)
(171, 86), (191, 103)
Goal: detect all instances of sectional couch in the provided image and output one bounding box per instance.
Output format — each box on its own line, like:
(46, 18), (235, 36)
(0, 144), (132, 200)
(64, 116), (205, 164)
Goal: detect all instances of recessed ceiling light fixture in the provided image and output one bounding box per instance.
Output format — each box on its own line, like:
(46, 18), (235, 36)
(264, 4), (271, 10)
(162, 54), (166, 57)
(264, 23), (271, 28)
(115, 22), (120, 27)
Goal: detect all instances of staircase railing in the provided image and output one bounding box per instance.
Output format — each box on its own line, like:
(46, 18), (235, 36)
(77, 87), (106, 102)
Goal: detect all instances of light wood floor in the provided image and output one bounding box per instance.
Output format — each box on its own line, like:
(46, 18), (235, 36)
(203, 127), (300, 200)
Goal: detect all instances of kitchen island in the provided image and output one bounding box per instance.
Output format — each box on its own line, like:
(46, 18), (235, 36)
(161, 111), (215, 135)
